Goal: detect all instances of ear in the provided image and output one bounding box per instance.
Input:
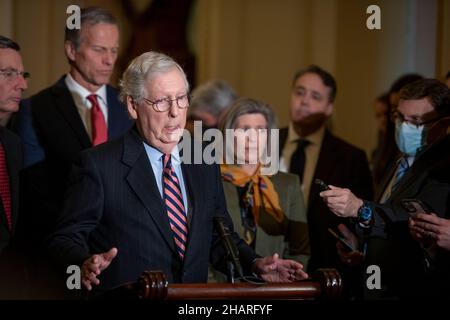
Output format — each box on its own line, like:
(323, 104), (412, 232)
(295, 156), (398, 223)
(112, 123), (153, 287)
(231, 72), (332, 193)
(127, 96), (138, 120)
(64, 41), (76, 62)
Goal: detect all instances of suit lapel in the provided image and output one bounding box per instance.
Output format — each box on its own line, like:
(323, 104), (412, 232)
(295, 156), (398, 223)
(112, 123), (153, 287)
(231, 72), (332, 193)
(52, 77), (91, 148)
(179, 161), (202, 263)
(122, 129), (176, 255)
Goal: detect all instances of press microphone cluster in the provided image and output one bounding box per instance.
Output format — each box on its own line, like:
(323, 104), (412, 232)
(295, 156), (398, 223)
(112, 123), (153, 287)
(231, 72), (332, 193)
(213, 216), (244, 281)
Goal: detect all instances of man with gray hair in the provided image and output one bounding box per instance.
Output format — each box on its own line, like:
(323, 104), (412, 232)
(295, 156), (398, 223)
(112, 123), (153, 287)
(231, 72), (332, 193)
(186, 79), (237, 133)
(48, 51), (308, 295)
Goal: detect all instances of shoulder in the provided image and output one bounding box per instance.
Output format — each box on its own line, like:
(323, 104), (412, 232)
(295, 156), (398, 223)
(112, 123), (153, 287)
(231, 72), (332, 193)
(325, 131), (367, 158)
(27, 77), (68, 106)
(270, 171), (300, 185)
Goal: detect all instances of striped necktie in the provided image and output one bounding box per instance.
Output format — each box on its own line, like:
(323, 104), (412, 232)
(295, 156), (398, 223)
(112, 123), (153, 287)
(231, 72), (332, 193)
(392, 156), (410, 192)
(0, 143), (12, 231)
(162, 154), (188, 260)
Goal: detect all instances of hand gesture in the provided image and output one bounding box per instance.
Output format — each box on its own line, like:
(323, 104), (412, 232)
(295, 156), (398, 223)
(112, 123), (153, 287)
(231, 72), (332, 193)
(319, 185), (363, 218)
(253, 253), (308, 282)
(81, 247), (118, 291)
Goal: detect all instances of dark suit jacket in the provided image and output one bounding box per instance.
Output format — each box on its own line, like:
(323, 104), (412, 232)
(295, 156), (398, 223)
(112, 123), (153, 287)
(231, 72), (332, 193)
(0, 126), (24, 298)
(0, 127), (22, 252)
(12, 76), (133, 243)
(48, 128), (257, 293)
(364, 135), (450, 299)
(280, 127), (373, 272)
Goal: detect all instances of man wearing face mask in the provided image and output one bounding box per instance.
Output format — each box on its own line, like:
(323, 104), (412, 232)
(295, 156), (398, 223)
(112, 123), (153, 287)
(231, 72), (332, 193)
(320, 79), (450, 298)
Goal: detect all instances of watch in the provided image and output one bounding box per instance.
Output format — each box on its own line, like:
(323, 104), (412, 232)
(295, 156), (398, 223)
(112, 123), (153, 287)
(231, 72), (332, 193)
(357, 200), (373, 223)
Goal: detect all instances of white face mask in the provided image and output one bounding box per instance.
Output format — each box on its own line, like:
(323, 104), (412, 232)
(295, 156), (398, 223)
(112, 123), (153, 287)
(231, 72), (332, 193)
(395, 121), (426, 156)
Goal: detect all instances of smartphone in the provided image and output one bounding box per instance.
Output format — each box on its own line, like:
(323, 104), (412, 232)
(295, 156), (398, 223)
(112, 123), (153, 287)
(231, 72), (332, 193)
(328, 228), (355, 252)
(314, 179), (331, 192)
(401, 199), (431, 217)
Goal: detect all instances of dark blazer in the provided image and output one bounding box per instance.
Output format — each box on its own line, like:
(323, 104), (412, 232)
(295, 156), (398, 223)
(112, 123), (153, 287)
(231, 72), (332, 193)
(0, 127), (24, 298)
(48, 128), (257, 293)
(12, 76), (133, 243)
(280, 127), (373, 272)
(365, 135), (450, 299)
(222, 172), (309, 264)
(0, 127), (22, 252)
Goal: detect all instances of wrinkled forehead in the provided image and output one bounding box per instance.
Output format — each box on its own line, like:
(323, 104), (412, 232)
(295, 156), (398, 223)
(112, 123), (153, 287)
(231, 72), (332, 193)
(145, 68), (189, 97)
(0, 48), (24, 70)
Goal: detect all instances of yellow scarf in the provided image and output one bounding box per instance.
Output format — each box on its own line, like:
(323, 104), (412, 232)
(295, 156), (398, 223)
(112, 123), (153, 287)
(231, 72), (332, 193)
(220, 164), (285, 224)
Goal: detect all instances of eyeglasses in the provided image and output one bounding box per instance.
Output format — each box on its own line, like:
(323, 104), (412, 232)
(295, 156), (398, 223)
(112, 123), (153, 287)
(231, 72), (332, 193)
(391, 111), (439, 129)
(142, 93), (190, 112)
(0, 68), (31, 81)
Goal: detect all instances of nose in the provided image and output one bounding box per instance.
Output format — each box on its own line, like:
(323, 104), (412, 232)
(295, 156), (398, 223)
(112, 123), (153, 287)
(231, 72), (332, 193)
(168, 100), (179, 118)
(103, 51), (115, 66)
(300, 93), (310, 106)
(16, 75), (28, 91)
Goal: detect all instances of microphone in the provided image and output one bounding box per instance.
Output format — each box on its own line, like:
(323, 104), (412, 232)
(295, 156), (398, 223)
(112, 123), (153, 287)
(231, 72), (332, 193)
(213, 216), (244, 281)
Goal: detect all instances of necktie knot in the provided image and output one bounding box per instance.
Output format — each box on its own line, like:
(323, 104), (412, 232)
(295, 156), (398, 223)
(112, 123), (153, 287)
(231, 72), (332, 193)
(87, 94), (99, 106)
(163, 154), (172, 170)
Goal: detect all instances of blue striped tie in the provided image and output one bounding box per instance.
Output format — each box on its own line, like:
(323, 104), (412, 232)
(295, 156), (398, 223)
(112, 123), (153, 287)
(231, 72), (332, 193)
(392, 156), (409, 192)
(162, 154), (188, 260)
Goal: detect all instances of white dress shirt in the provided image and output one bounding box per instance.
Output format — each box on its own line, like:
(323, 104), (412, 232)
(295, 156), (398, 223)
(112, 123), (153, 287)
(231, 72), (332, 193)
(65, 73), (109, 140)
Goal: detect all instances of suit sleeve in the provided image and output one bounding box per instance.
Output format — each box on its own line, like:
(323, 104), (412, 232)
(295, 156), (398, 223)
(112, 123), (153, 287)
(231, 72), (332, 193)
(46, 151), (104, 267)
(208, 164), (258, 275)
(369, 164), (450, 239)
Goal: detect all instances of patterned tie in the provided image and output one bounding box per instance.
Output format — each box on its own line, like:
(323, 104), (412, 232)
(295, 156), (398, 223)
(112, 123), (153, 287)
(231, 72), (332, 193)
(87, 94), (107, 146)
(162, 154), (188, 259)
(290, 139), (310, 182)
(0, 144), (12, 232)
(392, 156), (410, 192)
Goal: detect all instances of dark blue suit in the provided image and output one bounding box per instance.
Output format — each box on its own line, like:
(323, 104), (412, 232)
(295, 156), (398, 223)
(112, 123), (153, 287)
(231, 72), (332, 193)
(48, 128), (257, 293)
(10, 76), (133, 298)
(12, 76), (133, 242)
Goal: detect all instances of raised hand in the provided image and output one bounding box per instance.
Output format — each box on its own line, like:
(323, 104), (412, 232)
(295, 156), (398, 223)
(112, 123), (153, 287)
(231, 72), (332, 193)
(81, 247), (118, 291)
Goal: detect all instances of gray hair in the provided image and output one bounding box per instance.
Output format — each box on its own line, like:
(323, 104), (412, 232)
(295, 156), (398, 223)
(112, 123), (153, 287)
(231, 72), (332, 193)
(219, 97), (277, 132)
(119, 51), (189, 104)
(65, 7), (118, 50)
(189, 80), (237, 118)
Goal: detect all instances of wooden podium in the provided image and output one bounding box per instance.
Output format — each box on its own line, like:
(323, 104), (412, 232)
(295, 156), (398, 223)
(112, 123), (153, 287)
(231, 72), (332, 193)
(102, 269), (342, 300)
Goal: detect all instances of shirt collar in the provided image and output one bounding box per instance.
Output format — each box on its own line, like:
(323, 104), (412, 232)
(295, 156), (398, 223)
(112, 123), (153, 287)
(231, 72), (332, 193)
(143, 142), (182, 166)
(65, 73), (107, 107)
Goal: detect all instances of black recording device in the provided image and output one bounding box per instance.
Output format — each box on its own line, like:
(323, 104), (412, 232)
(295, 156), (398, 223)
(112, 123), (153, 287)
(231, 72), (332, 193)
(401, 199), (431, 217)
(327, 228), (356, 252)
(213, 216), (244, 282)
(314, 179), (331, 192)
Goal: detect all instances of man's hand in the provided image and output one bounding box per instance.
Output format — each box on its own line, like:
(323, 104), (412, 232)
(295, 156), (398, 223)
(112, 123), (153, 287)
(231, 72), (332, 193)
(319, 185), (363, 218)
(335, 224), (363, 266)
(81, 247), (118, 291)
(410, 213), (450, 251)
(253, 253), (308, 282)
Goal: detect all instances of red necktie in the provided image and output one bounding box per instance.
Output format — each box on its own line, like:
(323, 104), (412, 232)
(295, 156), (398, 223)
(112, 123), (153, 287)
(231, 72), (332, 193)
(0, 144), (12, 232)
(162, 154), (188, 260)
(87, 94), (107, 146)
